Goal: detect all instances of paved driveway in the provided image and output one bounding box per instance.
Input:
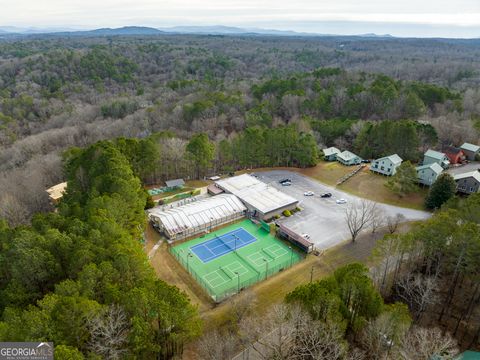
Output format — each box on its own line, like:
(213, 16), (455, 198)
(252, 170), (430, 250)
(446, 161), (480, 176)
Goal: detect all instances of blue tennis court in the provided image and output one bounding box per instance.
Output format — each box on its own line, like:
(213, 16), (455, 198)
(190, 228), (257, 263)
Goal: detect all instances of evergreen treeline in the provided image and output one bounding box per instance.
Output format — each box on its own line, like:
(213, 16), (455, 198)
(0, 141), (200, 359)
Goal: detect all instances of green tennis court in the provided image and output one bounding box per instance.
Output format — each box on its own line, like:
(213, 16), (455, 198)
(171, 219), (304, 302)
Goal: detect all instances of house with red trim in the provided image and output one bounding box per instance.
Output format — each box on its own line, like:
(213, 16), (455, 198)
(443, 146), (466, 165)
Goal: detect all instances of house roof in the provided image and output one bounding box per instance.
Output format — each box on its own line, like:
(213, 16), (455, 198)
(376, 154), (403, 165)
(424, 149), (447, 160)
(454, 170), (480, 183)
(46, 182), (68, 200)
(460, 142), (480, 153)
(165, 179), (185, 187)
(337, 150), (360, 161)
(416, 163), (443, 175)
(443, 146), (464, 155)
(323, 147), (341, 156)
(215, 174), (298, 214)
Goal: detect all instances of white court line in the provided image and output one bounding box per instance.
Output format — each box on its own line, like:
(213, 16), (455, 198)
(264, 244), (288, 257)
(225, 261), (249, 276)
(248, 251), (273, 267)
(203, 270), (229, 289)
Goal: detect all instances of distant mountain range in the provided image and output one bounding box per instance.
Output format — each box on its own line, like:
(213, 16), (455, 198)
(0, 25), (394, 38)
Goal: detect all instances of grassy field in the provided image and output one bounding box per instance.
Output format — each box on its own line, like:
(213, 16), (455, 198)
(171, 219), (303, 302)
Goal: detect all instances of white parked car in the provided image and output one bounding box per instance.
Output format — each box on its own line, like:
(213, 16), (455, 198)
(303, 191), (314, 196)
(336, 198), (347, 204)
(281, 181), (292, 186)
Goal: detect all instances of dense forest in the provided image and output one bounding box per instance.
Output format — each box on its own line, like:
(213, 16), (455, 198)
(0, 140), (200, 358)
(1, 33), (480, 359)
(1, 35), (480, 225)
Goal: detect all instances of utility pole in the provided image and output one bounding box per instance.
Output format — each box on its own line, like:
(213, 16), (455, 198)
(310, 266), (314, 283)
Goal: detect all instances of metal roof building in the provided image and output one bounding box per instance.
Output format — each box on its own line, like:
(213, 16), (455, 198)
(215, 174), (298, 220)
(165, 179), (185, 188)
(148, 194), (246, 240)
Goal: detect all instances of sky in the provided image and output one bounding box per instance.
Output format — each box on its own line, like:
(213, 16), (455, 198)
(1, 0), (480, 38)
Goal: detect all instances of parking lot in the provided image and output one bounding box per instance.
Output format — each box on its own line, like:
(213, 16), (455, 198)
(253, 170), (431, 250)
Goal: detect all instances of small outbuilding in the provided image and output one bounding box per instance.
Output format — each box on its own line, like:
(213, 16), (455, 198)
(460, 143), (480, 161)
(165, 179), (185, 188)
(423, 149), (450, 169)
(323, 147), (341, 161)
(370, 154), (403, 176)
(336, 151), (362, 166)
(443, 146), (466, 165)
(46, 182), (68, 205)
(454, 170), (480, 194)
(416, 163), (443, 186)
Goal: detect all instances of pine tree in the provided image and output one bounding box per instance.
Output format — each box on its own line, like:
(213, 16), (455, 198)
(425, 173), (456, 209)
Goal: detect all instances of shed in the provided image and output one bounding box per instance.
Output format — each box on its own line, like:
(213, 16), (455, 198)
(454, 170), (480, 194)
(165, 179), (185, 188)
(416, 163), (443, 186)
(337, 151), (362, 166)
(46, 182), (68, 205)
(423, 149), (450, 169)
(207, 184), (224, 195)
(370, 154), (403, 176)
(323, 147), (341, 161)
(443, 146), (466, 165)
(460, 143), (480, 161)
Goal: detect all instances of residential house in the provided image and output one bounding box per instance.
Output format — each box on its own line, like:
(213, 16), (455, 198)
(336, 151), (362, 166)
(460, 143), (480, 161)
(323, 147), (341, 161)
(423, 149), (450, 169)
(443, 146), (466, 165)
(454, 171), (480, 194)
(370, 154), (403, 176)
(416, 163), (443, 186)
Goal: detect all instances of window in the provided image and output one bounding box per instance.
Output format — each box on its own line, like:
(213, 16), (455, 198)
(381, 166), (385, 171)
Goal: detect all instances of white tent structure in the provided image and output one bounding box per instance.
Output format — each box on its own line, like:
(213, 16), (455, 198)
(148, 194), (246, 240)
(215, 174), (298, 220)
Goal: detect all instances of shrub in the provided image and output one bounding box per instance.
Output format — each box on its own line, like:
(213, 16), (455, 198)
(283, 209), (292, 217)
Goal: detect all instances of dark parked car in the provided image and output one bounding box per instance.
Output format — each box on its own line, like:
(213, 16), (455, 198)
(320, 193), (332, 198)
(361, 159), (371, 163)
(279, 178), (291, 184)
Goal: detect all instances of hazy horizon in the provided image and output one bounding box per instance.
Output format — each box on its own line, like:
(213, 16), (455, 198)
(1, 0), (480, 38)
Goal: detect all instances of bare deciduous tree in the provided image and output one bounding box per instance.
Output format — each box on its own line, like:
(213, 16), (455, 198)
(345, 200), (378, 242)
(87, 304), (130, 360)
(386, 213), (406, 234)
(398, 326), (458, 360)
(196, 330), (239, 360)
(394, 272), (438, 321)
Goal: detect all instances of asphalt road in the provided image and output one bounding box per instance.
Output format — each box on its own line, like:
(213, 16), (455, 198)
(252, 170), (431, 250)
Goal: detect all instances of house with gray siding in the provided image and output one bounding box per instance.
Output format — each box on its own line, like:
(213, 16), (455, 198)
(454, 171), (480, 194)
(323, 147), (341, 161)
(337, 151), (362, 166)
(423, 149), (450, 169)
(416, 163), (443, 186)
(460, 143), (480, 161)
(370, 154), (403, 176)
